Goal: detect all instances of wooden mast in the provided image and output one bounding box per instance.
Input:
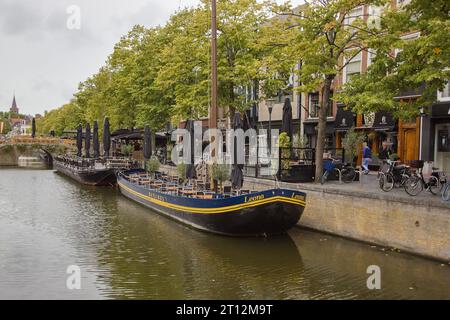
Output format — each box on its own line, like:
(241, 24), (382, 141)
(210, 0), (218, 131)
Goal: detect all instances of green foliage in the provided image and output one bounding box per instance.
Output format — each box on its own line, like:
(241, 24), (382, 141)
(341, 127), (365, 163)
(210, 163), (230, 183)
(38, 0), (290, 131)
(146, 156), (161, 174)
(15, 144), (27, 153)
(0, 119), (11, 134)
(121, 144), (134, 157)
(177, 162), (187, 182)
(1, 144), (14, 154)
(336, 0), (450, 118)
(278, 132), (292, 171)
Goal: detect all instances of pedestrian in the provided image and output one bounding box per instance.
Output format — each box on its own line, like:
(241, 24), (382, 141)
(362, 142), (372, 174)
(378, 141), (391, 161)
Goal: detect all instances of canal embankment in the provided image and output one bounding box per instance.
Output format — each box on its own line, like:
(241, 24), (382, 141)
(154, 165), (450, 261)
(159, 164), (450, 262)
(243, 174), (450, 262)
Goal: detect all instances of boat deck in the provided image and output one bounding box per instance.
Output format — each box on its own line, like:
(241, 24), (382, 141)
(120, 170), (255, 200)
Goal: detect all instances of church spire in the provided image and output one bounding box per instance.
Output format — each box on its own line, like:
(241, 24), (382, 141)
(10, 94), (19, 115)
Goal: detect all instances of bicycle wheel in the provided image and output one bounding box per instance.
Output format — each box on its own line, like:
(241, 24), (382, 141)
(400, 174), (410, 187)
(442, 184), (450, 201)
(321, 171), (329, 185)
(381, 173), (394, 192)
(341, 167), (356, 183)
(404, 175), (423, 196)
(427, 176), (440, 195)
(379, 172), (385, 190)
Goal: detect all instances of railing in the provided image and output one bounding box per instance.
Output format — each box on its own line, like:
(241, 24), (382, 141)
(0, 136), (75, 146)
(55, 156), (138, 171)
(243, 146), (345, 183)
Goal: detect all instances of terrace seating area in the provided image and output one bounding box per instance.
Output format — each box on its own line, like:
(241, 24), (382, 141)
(124, 171), (255, 199)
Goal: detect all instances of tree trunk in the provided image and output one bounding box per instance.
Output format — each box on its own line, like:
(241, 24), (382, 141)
(314, 76), (333, 183)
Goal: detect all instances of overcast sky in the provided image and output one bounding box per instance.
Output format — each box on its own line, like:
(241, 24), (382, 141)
(0, 0), (303, 116)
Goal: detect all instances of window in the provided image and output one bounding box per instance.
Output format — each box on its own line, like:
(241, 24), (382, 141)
(368, 5), (384, 30)
(395, 32), (420, 65)
(344, 6), (363, 28)
(308, 93), (320, 118)
(308, 92), (333, 118)
(343, 51), (362, 84)
(438, 80), (450, 102)
(397, 0), (411, 9)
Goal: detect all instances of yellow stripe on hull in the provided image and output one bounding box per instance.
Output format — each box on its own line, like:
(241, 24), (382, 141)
(118, 182), (305, 215)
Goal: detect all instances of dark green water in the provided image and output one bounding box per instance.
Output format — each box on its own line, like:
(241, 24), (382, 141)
(0, 168), (449, 299)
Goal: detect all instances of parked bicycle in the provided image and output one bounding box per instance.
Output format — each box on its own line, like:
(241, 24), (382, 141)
(378, 160), (411, 192)
(404, 160), (440, 196)
(321, 158), (356, 184)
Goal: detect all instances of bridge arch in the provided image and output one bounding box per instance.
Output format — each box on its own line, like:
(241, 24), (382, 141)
(0, 137), (74, 167)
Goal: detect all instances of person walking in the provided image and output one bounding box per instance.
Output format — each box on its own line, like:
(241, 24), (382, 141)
(378, 141), (391, 161)
(362, 142), (372, 174)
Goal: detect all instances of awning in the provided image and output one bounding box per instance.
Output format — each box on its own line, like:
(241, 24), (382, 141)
(111, 129), (143, 140)
(372, 111), (396, 131)
(334, 107), (355, 132)
(431, 103), (450, 118)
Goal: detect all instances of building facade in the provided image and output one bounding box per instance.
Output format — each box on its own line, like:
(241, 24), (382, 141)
(256, 0), (448, 170)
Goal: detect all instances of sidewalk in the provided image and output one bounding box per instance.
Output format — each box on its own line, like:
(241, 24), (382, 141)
(243, 172), (449, 210)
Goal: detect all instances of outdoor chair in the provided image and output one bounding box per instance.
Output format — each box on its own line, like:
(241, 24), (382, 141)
(223, 186), (232, 198)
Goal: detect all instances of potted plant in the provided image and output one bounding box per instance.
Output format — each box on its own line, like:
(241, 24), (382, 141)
(177, 162), (187, 183)
(146, 156), (161, 178)
(278, 132), (292, 176)
(121, 144), (134, 158)
(341, 127), (365, 166)
(210, 163), (230, 193)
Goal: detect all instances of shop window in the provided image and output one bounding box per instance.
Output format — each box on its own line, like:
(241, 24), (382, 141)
(437, 130), (450, 152)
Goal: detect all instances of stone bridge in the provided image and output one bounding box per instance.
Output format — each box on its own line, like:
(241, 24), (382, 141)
(0, 136), (75, 167)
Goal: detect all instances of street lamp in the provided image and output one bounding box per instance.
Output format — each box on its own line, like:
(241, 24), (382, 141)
(418, 106), (427, 161)
(267, 98), (277, 151)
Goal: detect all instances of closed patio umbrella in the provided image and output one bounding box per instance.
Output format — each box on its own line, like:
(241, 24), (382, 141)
(76, 124), (82, 158)
(230, 112), (244, 189)
(103, 117), (111, 158)
(93, 121), (100, 158)
(281, 97), (293, 140)
(85, 123), (91, 158)
(143, 126), (152, 160)
(185, 120), (197, 180)
(31, 118), (36, 138)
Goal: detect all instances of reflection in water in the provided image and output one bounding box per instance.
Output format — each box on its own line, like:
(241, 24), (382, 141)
(0, 169), (449, 299)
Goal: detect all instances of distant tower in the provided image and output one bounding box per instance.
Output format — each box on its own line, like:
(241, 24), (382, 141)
(10, 94), (19, 115)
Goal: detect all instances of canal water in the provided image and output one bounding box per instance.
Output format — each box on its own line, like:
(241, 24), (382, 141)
(0, 168), (449, 300)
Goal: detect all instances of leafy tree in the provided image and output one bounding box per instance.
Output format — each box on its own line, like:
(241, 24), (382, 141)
(275, 0), (385, 182)
(336, 0), (450, 118)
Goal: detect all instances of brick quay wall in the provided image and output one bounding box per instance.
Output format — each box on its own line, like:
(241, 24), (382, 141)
(244, 176), (450, 262)
(161, 165), (450, 262)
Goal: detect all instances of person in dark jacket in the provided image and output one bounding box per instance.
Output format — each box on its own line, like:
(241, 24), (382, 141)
(378, 141), (391, 160)
(362, 142), (372, 174)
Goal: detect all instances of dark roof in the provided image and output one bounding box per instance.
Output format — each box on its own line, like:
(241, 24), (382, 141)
(111, 129), (143, 140)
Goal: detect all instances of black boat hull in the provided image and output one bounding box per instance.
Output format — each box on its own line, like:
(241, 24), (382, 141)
(117, 173), (306, 236)
(54, 161), (117, 186)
